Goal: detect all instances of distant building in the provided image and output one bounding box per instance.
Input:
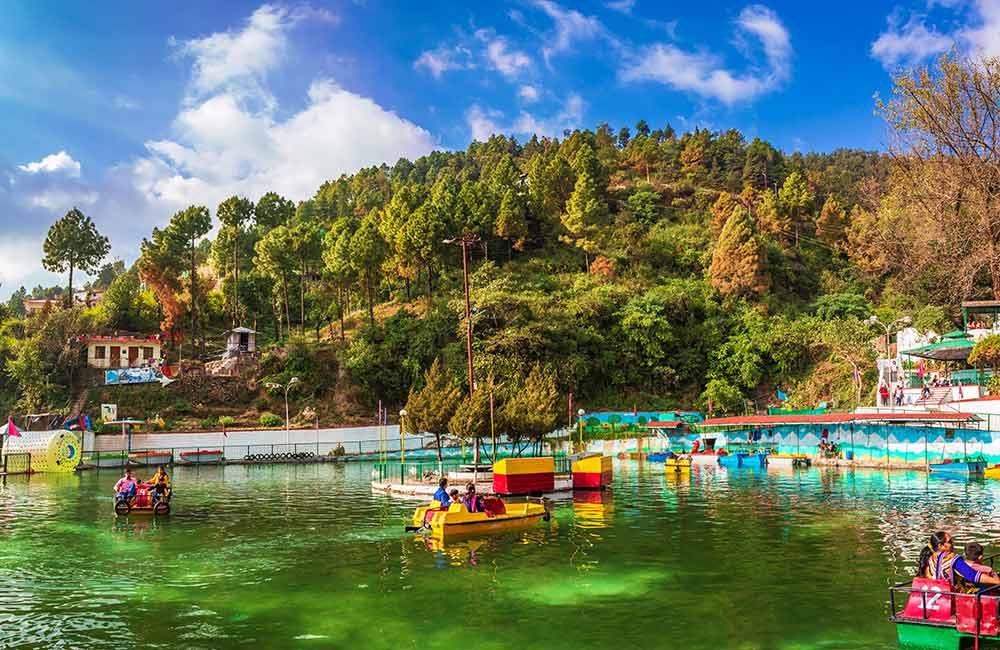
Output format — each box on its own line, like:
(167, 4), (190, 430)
(23, 289), (106, 315)
(80, 334), (163, 369)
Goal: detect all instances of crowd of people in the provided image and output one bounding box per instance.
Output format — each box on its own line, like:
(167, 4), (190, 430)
(113, 466), (171, 506)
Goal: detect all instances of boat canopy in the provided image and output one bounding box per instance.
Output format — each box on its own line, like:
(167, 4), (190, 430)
(901, 338), (975, 361)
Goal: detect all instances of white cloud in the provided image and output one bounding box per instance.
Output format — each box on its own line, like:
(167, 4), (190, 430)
(18, 151), (82, 177)
(532, 0), (607, 64)
(0, 236), (54, 286)
(467, 93), (585, 141)
(519, 85), (540, 102)
(113, 94), (141, 110)
(871, 15), (953, 67)
(484, 36), (532, 79)
(466, 105), (505, 142)
(605, 0), (636, 14)
(870, 1), (1000, 68)
(620, 4), (792, 105)
(414, 45), (474, 78)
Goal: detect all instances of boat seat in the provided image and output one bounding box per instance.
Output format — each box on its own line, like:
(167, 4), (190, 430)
(956, 594), (1000, 636)
(900, 578), (956, 624)
(482, 497), (506, 516)
(135, 486), (151, 508)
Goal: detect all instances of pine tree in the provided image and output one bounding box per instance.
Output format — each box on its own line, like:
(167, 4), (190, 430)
(405, 359), (462, 470)
(42, 208), (110, 306)
(778, 170), (814, 246)
(496, 189), (528, 259)
(708, 205), (770, 298)
(561, 145), (606, 270)
(815, 195), (847, 248)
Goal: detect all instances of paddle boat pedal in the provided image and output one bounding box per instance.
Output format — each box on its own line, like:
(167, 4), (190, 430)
(407, 497), (549, 539)
(890, 578), (1000, 649)
(114, 484), (171, 516)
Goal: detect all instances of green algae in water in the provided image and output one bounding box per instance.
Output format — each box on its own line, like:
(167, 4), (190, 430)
(0, 460), (967, 649)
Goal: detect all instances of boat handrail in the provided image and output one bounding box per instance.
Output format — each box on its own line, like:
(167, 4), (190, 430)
(889, 580), (1000, 624)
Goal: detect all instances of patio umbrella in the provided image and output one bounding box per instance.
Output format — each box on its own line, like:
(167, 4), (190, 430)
(902, 338), (975, 362)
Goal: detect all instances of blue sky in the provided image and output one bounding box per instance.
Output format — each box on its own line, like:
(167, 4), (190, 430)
(0, 0), (996, 296)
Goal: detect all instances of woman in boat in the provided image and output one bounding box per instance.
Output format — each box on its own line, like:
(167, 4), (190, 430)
(917, 531), (1000, 593)
(462, 484), (486, 513)
(146, 466), (171, 504)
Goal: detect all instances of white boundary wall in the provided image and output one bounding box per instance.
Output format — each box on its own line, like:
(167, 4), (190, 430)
(82, 424), (410, 453)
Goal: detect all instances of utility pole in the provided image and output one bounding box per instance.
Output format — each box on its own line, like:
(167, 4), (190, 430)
(444, 234), (481, 476)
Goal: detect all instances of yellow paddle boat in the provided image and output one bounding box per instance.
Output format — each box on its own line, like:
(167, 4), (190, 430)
(407, 496), (549, 538)
(664, 457), (692, 473)
(986, 464), (1000, 480)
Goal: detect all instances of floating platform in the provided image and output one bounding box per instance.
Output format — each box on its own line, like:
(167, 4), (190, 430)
(768, 454), (811, 469)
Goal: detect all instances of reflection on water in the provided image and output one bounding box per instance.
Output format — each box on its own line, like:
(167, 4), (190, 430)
(6, 461), (1000, 648)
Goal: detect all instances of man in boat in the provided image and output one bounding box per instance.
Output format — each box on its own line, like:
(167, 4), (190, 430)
(917, 531), (1000, 593)
(433, 478), (451, 507)
(114, 469), (137, 505)
(146, 466), (171, 505)
(462, 483), (486, 513)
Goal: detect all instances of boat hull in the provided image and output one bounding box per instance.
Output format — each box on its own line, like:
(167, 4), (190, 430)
(690, 454), (719, 466)
(411, 500), (547, 539)
(929, 460), (986, 476)
(92, 454), (128, 468)
(768, 454), (811, 469)
(128, 452), (172, 466)
(179, 451), (224, 464)
(986, 465), (1000, 480)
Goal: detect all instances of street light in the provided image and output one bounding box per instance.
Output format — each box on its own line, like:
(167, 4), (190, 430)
(578, 408), (586, 449)
(865, 315), (913, 358)
(399, 408), (407, 483)
(265, 376), (300, 446)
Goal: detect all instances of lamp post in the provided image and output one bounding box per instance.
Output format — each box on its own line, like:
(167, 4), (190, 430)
(399, 408), (407, 484)
(865, 315), (913, 359)
(578, 408), (586, 451)
(265, 376), (300, 447)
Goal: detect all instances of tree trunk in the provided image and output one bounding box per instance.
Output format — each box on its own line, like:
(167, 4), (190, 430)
(584, 251), (590, 273)
(483, 240), (488, 262)
(67, 262), (75, 308)
(425, 264), (433, 306)
(299, 265), (306, 337)
(508, 239), (513, 262)
(281, 272), (291, 340)
(404, 276), (411, 301)
(338, 285), (345, 341)
(233, 229), (240, 326)
(366, 270), (375, 325)
(190, 238), (197, 355)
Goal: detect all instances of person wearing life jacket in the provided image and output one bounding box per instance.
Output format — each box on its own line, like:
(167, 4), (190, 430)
(917, 531), (1000, 593)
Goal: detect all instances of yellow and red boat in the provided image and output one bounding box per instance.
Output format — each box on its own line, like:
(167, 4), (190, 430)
(408, 497), (549, 538)
(984, 464), (1000, 480)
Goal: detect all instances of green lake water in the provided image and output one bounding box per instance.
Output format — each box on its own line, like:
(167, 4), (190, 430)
(3, 461), (1000, 649)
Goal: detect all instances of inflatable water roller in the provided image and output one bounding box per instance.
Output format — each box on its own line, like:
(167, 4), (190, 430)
(3, 430), (81, 473)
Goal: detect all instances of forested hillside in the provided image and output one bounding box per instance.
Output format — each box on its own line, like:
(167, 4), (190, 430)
(2, 56), (992, 429)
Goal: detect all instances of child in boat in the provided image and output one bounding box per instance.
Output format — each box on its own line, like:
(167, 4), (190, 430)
(463, 484), (486, 513)
(114, 469), (137, 504)
(918, 531), (1000, 593)
(449, 489), (460, 506)
(146, 466), (170, 504)
(965, 542), (998, 579)
(433, 478), (450, 506)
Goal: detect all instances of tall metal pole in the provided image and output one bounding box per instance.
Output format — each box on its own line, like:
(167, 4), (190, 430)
(461, 240), (475, 399)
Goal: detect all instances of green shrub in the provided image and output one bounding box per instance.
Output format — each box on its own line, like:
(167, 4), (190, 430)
(173, 399), (192, 414)
(199, 417), (218, 430)
(259, 412), (283, 428)
(219, 415), (235, 428)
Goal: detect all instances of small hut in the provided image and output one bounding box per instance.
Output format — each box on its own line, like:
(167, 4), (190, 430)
(224, 327), (257, 357)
